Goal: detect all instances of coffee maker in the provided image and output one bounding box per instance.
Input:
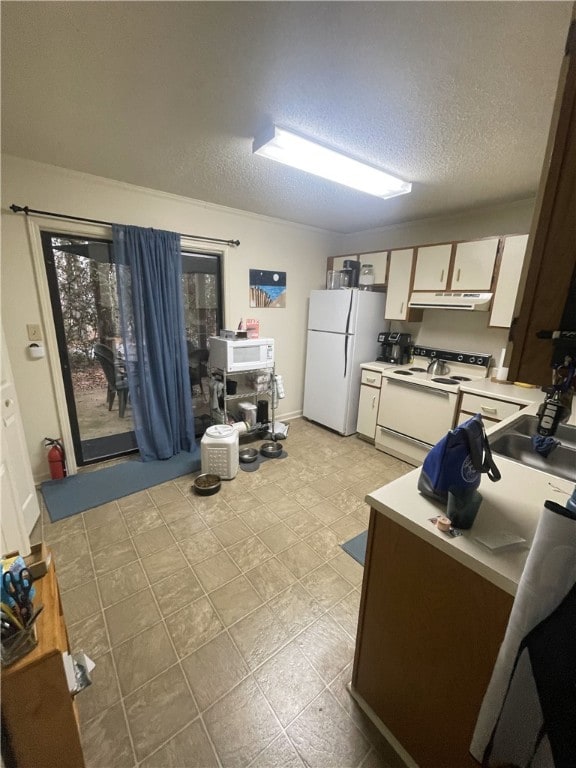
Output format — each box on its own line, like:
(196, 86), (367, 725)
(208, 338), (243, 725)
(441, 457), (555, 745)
(342, 260), (360, 288)
(377, 331), (412, 365)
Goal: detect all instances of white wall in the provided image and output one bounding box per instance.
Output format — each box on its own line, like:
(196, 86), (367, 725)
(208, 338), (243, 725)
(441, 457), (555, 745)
(1, 156), (335, 480)
(399, 312), (509, 366)
(335, 198), (536, 363)
(335, 198), (535, 254)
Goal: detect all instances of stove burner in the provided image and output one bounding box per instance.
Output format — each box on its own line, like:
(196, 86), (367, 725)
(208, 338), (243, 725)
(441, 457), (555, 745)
(394, 370), (413, 375)
(432, 377), (459, 385)
(450, 376), (471, 382)
(409, 367), (427, 372)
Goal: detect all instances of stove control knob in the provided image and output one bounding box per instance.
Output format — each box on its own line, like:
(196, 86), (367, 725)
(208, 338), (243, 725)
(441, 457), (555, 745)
(470, 357), (476, 363)
(457, 355), (463, 361)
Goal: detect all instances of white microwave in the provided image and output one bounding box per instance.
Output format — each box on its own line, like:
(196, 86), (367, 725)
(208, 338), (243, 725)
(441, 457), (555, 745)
(208, 337), (274, 373)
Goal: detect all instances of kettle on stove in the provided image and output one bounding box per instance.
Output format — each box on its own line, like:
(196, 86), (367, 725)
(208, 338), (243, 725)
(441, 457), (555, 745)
(427, 358), (450, 376)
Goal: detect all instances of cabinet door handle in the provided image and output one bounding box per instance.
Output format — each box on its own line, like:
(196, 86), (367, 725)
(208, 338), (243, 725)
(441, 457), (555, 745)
(400, 301), (404, 314)
(440, 269), (444, 283)
(372, 395), (377, 409)
(481, 406), (498, 414)
(456, 268), (461, 282)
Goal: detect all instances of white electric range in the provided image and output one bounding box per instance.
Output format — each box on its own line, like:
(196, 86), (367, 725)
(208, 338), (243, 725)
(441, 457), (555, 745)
(375, 346), (492, 466)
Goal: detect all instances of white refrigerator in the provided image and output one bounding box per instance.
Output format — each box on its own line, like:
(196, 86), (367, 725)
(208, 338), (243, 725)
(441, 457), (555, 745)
(303, 289), (388, 435)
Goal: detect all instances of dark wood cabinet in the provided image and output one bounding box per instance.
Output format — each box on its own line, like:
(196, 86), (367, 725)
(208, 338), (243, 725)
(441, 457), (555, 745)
(352, 511), (513, 768)
(1, 558), (85, 768)
(509, 14), (576, 386)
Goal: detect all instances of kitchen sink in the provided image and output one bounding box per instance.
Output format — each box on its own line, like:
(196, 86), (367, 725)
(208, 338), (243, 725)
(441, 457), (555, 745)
(511, 414), (576, 451)
(490, 416), (576, 482)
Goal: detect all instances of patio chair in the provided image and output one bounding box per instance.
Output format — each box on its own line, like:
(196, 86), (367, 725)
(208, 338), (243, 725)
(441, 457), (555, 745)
(94, 343), (130, 418)
(187, 343), (209, 395)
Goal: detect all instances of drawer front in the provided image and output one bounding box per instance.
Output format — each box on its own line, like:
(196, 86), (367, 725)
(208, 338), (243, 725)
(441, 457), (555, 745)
(361, 369), (382, 387)
(460, 393), (522, 422)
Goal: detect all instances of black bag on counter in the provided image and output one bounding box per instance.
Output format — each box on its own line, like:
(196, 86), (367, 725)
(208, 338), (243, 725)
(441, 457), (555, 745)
(417, 413), (501, 503)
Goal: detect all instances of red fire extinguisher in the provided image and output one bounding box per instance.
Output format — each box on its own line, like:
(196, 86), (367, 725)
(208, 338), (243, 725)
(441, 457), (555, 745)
(45, 438), (66, 479)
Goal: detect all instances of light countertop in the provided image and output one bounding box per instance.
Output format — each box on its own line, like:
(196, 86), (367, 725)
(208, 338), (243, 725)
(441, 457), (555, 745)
(360, 361), (545, 406)
(459, 378), (544, 406)
(360, 361), (396, 372)
(365, 404), (575, 596)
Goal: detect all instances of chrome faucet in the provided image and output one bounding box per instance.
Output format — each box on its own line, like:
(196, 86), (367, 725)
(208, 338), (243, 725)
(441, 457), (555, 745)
(427, 358), (449, 376)
(535, 356), (574, 440)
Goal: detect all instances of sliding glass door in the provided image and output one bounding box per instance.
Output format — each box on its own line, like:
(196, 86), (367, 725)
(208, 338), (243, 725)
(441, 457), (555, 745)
(42, 232), (222, 466)
(181, 251), (223, 435)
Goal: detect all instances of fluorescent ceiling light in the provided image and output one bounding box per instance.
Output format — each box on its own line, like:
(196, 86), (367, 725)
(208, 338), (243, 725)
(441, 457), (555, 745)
(252, 125), (412, 199)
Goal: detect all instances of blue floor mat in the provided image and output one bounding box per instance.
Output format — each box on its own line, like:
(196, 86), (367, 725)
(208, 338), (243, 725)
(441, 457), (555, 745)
(41, 449), (200, 522)
(341, 530), (367, 566)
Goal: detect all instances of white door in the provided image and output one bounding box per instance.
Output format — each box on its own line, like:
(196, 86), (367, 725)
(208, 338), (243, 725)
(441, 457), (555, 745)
(385, 250), (414, 320)
(1, 329), (39, 555)
(308, 289), (357, 334)
(303, 330), (352, 434)
(413, 244), (452, 290)
(452, 238), (499, 290)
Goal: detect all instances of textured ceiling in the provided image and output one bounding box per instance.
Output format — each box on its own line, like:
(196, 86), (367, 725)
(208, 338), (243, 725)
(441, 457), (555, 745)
(1, 2), (572, 233)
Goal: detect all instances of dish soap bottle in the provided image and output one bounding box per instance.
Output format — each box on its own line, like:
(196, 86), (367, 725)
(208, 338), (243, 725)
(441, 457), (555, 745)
(359, 264), (375, 290)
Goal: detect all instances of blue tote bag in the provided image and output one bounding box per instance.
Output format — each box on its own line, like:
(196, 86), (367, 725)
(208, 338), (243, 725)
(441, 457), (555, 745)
(418, 414), (501, 503)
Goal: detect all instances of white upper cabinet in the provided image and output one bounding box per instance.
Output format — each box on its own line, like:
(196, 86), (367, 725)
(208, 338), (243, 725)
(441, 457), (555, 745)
(452, 238), (499, 290)
(489, 234), (529, 328)
(363, 251), (388, 284)
(413, 244), (452, 290)
(385, 249), (415, 320)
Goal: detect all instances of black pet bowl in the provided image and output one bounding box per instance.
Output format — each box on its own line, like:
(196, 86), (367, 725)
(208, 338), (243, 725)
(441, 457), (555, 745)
(193, 473), (221, 496)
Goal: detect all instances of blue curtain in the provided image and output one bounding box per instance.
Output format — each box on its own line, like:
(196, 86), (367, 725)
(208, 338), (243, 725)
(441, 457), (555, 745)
(113, 225), (195, 461)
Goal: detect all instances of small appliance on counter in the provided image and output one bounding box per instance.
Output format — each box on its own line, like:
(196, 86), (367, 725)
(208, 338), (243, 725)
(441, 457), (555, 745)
(342, 260), (360, 288)
(377, 331), (412, 365)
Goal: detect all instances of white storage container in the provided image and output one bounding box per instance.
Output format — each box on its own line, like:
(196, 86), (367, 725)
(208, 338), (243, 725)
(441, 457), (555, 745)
(238, 402), (257, 426)
(200, 425), (239, 479)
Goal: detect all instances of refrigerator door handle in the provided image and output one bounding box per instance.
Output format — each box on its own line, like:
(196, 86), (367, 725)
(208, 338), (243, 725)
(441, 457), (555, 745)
(344, 292), (353, 336)
(344, 334), (348, 377)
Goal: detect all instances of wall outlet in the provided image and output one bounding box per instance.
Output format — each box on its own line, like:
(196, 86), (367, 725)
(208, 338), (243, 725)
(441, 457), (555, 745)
(27, 323), (42, 341)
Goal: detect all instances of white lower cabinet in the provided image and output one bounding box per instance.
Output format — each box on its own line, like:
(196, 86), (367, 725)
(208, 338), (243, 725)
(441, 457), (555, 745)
(457, 392), (523, 425)
(356, 369), (382, 440)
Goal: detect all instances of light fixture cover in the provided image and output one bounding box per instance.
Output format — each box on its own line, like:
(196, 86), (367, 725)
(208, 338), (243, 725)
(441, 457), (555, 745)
(252, 125), (411, 199)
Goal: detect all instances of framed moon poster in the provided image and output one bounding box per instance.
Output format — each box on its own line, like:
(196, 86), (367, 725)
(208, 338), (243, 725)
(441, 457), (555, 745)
(249, 269), (286, 308)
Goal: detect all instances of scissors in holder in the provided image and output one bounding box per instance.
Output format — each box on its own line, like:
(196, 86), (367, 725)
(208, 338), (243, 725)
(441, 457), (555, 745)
(3, 568), (33, 626)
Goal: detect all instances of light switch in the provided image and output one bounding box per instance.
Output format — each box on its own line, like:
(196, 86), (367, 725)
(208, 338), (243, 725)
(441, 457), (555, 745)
(27, 324), (42, 341)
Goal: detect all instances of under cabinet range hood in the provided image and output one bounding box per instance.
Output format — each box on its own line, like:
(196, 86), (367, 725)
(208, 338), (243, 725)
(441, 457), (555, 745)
(408, 291), (493, 311)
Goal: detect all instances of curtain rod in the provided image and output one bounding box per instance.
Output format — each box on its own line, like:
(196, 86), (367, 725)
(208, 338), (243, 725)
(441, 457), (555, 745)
(9, 204), (240, 247)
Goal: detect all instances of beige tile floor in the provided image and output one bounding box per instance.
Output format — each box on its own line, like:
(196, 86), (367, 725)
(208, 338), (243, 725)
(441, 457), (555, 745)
(34, 418), (413, 768)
